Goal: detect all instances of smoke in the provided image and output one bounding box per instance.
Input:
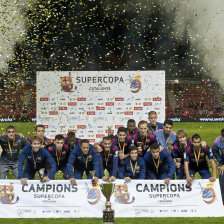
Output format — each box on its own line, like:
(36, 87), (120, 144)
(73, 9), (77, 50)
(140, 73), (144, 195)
(0, 0), (26, 73)
(170, 0), (224, 87)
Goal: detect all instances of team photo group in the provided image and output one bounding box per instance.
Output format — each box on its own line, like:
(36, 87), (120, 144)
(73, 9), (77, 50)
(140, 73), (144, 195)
(0, 111), (224, 204)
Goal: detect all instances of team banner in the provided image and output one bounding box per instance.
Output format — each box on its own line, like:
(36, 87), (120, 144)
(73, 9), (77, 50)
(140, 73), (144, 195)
(36, 71), (165, 140)
(0, 179), (223, 218)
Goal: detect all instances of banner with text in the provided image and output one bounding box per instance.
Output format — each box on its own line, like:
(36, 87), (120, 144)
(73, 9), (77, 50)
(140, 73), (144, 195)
(0, 179), (223, 218)
(36, 71), (165, 140)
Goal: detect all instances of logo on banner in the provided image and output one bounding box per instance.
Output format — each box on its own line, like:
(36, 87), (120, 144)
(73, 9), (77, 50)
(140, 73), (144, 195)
(130, 79), (141, 93)
(60, 76), (75, 92)
(202, 186), (216, 204)
(84, 183), (101, 205)
(114, 183), (135, 204)
(0, 185), (19, 204)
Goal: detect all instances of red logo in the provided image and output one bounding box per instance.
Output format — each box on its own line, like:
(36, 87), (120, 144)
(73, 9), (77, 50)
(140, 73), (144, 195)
(77, 125), (86, 129)
(87, 111), (95, 115)
(134, 107), (143, 110)
(106, 130), (114, 134)
(106, 102), (114, 106)
(44, 125), (48, 128)
(78, 98), (86, 101)
(59, 107), (67, 110)
(124, 111), (133, 115)
(115, 98), (124, 101)
(40, 97), (49, 101)
(89, 139), (95, 143)
(143, 102), (152, 106)
(130, 79), (141, 93)
(68, 102), (77, 106)
(153, 97), (162, 101)
(60, 76), (74, 92)
(49, 111), (58, 115)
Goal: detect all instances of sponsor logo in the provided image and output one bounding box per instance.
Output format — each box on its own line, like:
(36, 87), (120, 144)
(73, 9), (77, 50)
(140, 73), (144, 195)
(124, 111), (133, 115)
(44, 125), (48, 128)
(49, 111), (58, 115)
(115, 125), (124, 129)
(96, 134), (105, 138)
(143, 102), (152, 106)
(40, 97), (49, 101)
(202, 187), (216, 204)
(68, 102), (77, 106)
(115, 98), (124, 101)
(87, 111), (95, 115)
(153, 97), (162, 101)
(89, 139), (96, 143)
(77, 98), (86, 101)
(77, 125), (86, 129)
(59, 107), (67, 110)
(96, 107), (105, 110)
(134, 107), (143, 110)
(106, 102), (114, 106)
(130, 79), (141, 93)
(60, 76), (74, 92)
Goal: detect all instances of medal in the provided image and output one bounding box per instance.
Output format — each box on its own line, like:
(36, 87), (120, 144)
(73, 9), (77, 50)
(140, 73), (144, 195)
(32, 151), (37, 169)
(153, 155), (160, 173)
(130, 160), (137, 177)
(8, 138), (14, 157)
(194, 148), (201, 167)
(82, 153), (88, 169)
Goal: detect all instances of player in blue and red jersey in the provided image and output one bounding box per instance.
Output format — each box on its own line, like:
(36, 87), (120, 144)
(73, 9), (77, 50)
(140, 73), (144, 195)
(144, 143), (175, 184)
(126, 119), (139, 137)
(184, 134), (216, 184)
(98, 136), (119, 182)
(47, 134), (69, 179)
(212, 129), (224, 204)
(64, 131), (82, 153)
(172, 130), (192, 179)
(118, 146), (146, 181)
(27, 125), (50, 148)
(155, 119), (176, 153)
(148, 111), (163, 134)
(133, 120), (156, 157)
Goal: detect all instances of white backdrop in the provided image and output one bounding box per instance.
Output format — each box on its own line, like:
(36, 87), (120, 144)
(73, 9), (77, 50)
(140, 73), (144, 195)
(36, 71), (165, 140)
(0, 179), (223, 218)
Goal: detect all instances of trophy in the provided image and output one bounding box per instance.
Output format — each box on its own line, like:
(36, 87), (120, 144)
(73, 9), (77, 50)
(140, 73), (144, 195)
(100, 183), (115, 223)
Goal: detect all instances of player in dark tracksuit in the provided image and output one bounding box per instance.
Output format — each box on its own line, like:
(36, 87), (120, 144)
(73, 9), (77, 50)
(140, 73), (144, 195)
(64, 131), (82, 154)
(47, 134), (69, 179)
(0, 125), (30, 179)
(18, 136), (56, 185)
(98, 136), (119, 182)
(184, 134), (216, 184)
(144, 143), (176, 184)
(118, 146), (146, 181)
(67, 139), (100, 185)
(125, 119), (139, 138)
(133, 120), (157, 157)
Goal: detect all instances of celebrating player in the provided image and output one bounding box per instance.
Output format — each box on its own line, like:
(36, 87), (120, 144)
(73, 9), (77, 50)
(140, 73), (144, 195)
(144, 143), (175, 184)
(118, 146), (146, 181)
(184, 134), (216, 184)
(18, 136), (56, 185)
(148, 111), (163, 134)
(47, 134), (69, 179)
(0, 125), (30, 179)
(67, 139), (100, 185)
(154, 119), (176, 153)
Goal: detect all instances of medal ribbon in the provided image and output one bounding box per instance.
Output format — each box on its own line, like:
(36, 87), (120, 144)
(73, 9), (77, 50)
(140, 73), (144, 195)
(56, 150), (62, 166)
(118, 140), (125, 153)
(130, 160), (137, 176)
(163, 133), (171, 148)
(82, 153), (88, 169)
(32, 151), (37, 169)
(105, 150), (110, 167)
(194, 148), (201, 167)
(149, 124), (158, 133)
(153, 155), (160, 173)
(8, 138), (14, 157)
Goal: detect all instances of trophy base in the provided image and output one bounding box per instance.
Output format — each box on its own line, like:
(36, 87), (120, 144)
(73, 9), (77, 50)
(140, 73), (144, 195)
(103, 209), (114, 223)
